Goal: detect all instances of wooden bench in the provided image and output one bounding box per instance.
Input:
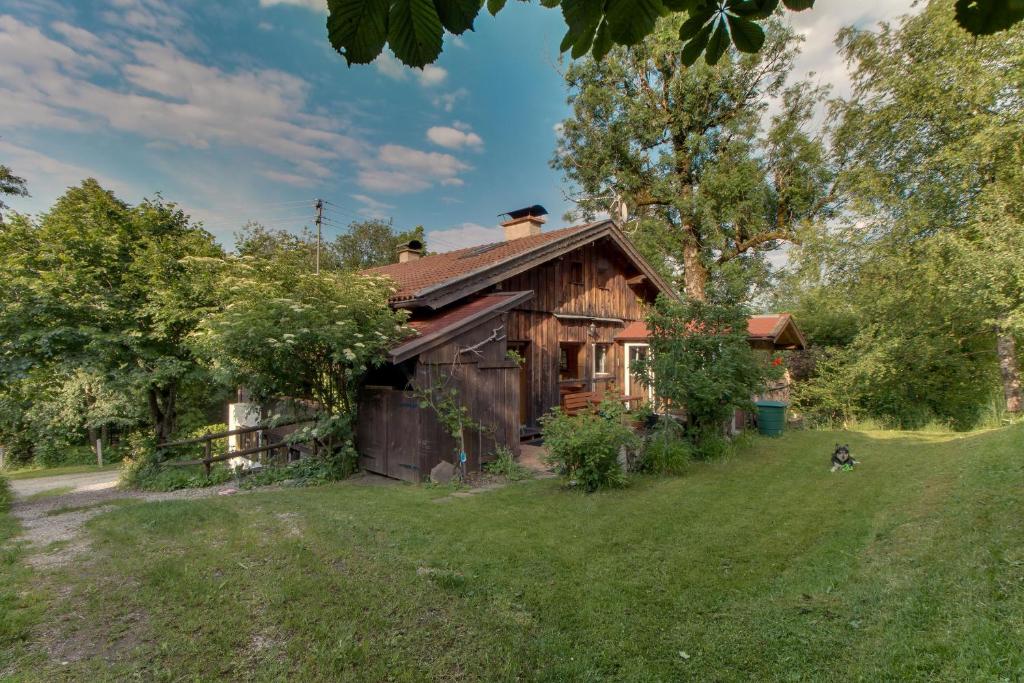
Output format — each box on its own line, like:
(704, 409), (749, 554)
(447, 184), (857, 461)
(562, 391), (599, 416)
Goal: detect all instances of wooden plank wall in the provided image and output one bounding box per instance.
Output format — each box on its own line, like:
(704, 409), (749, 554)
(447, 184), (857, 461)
(499, 237), (658, 428)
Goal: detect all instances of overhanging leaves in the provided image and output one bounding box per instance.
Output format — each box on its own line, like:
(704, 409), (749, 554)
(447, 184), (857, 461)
(327, 0), (390, 65)
(324, 0), (1022, 69)
(955, 0), (1024, 34)
(388, 0), (445, 68)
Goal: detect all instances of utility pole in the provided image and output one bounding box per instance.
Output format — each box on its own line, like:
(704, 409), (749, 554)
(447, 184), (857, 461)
(314, 198), (324, 275)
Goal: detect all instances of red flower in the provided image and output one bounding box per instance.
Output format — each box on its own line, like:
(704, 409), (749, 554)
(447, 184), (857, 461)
(771, 356), (784, 367)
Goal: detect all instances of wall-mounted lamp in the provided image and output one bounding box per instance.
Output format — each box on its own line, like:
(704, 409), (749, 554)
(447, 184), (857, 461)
(588, 322), (598, 338)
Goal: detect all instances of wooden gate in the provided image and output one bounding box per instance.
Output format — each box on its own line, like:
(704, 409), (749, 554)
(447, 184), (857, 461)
(357, 386), (421, 482)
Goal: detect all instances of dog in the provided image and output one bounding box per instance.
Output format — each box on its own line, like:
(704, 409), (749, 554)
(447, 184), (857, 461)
(830, 443), (858, 472)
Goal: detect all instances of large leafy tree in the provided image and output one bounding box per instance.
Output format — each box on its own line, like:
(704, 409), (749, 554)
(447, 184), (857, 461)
(0, 180), (224, 444)
(325, 0), (1021, 69)
(193, 254), (409, 457)
(0, 163), (28, 223)
(234, 219), (424, 271)
(783, 0), (1024, 423)
(334, 220), (425, 269)
(554, 16), (835, 301)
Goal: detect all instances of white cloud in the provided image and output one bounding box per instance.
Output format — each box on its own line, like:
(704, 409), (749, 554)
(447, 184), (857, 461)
(50, 21), (121, 64)
(259, 0), (326, 9)
(427, 222), (504, 252)
(378, 144), (469, 176)
(785, 0), (918, 102)
(418, 64), (448, 87)
(432, 88), (468, 112)
(351, 193), (395, 218)
(427, 125), (483, 150)
(357, 145), (471, 194)
(0, 140), (138, 212)
(357, 169), (432, 194)
(260, 169), (309, 186)
(374, 52), (448, 86)
(0, 17), (365, 182)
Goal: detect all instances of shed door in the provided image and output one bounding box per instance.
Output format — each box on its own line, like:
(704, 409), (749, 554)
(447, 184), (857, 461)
(357, 388), (388, 474)
(386, 391), (421, 482)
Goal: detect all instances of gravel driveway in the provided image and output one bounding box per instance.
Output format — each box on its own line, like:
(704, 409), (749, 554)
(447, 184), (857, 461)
(9, 470), (122, 498)
(7, 469), (238, 569)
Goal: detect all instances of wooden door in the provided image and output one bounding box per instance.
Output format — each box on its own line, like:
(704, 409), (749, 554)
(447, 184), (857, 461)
(386, 390), (421, 482)
(357, 387), (388, 475)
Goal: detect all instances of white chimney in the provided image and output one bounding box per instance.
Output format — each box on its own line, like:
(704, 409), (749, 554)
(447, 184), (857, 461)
(397, 239), (423, 263)
(501, 205), (548, 241)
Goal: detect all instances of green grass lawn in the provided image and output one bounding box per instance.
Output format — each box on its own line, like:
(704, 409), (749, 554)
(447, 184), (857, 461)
(3, 426), (1023, 681)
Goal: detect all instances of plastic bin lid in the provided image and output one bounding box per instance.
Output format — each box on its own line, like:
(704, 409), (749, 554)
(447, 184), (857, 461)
(755, 400), (788, 408)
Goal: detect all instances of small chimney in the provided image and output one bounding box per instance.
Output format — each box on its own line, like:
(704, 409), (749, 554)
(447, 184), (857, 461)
(500, 204), (548, 241)
(397, 239), (423, 263)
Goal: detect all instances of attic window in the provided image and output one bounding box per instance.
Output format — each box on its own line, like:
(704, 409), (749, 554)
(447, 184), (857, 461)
(569, 261), (584, 286)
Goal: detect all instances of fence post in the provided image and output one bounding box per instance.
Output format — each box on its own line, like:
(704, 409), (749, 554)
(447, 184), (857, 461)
(204, 440), (212, 478)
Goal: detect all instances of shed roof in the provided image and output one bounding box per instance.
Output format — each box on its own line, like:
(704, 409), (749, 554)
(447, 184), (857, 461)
(389, 291), (533, 363)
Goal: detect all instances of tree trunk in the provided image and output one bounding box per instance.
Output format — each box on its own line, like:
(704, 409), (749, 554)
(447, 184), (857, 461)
(681, 233), (708, 302)
(88, 426), (98, 454)
(147, 383), (179, 444)
(101, 423), (109, 449)
(996, 329), (1022, 413)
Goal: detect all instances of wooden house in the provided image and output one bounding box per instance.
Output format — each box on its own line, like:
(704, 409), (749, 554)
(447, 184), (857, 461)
(356, 208), (675, 481)
(355, 207), (808, 482)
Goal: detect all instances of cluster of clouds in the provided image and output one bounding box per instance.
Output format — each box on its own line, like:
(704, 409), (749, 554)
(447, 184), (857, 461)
(1, 0), (486, 224)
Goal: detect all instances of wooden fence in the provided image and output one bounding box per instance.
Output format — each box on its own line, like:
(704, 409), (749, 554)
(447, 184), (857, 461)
(156, 418), (312, 476)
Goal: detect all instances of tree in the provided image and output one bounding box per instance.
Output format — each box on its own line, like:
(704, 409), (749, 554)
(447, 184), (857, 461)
(638, 295), (779, 447)
(0, 163), (28, 223)
(193, 254), (409, 462)
(234, 219), (424, 271)
(554, 16), (835, 301)
(0, 180), (225, 444)
(334, 220), (425, 270)
(782, 0), (1024, 424)
(325, 0), (1021, 69)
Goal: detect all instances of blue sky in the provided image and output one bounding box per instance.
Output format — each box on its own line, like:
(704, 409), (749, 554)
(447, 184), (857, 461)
(0, 0), (912, 251)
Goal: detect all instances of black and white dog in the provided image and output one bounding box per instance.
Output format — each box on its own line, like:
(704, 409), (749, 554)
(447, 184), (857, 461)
(830, 444), (858, 472)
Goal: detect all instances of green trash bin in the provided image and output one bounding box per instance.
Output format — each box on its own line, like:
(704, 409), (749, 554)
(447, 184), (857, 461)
(755, 400), (787, 437)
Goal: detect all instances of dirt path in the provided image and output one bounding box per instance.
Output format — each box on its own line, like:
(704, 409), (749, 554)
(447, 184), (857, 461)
(9, 470), (122, 498)
(8, 473), (242, 569)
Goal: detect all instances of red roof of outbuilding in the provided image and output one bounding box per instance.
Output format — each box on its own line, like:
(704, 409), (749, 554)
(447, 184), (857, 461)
(389, 291), (534, 363)
(613, 313), (806, 350)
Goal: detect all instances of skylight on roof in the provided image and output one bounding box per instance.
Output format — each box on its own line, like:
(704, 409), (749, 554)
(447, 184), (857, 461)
(459, 241), (504, 258)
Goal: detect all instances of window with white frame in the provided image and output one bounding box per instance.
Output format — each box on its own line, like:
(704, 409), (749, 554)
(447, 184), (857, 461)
(593, 343), (611, 376)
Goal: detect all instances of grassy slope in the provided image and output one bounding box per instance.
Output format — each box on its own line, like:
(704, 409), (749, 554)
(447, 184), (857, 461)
(7, 427), (1024, 681)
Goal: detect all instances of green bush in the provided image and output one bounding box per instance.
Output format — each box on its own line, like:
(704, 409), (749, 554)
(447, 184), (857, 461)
(638, 419), (692, 475)
(0, 476), (11, 513)
(134, 465), (234, 492)
(540, 399), (638, 492)
(484, 445), (530, 481)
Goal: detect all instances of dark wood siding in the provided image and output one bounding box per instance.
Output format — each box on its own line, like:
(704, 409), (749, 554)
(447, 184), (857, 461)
(500, 237), (657, 428)
(358, 310), (521, 481)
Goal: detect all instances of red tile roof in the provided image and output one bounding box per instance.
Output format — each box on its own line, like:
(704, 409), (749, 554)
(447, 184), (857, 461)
(389, 291), (533, 363)
(365, 223), (597, 302)
(614, 314), (806, 349)
(747, 314), (790, 339)
(407, 294), (517, 337)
